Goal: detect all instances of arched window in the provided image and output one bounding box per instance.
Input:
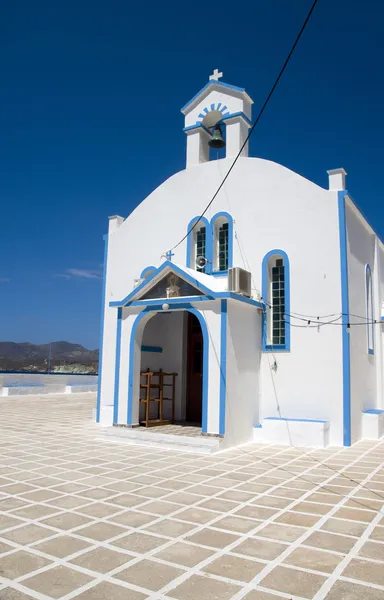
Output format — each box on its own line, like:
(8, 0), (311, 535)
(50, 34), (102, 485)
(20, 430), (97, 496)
(140, 266), (156, 280)
(186, 216), (212, 274)
(366, 264), (374, 355)
(262, 250), (290, 352)
(211, 212), (233, 275)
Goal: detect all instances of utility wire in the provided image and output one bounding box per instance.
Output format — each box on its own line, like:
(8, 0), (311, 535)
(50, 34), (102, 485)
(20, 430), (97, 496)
(167, 0), (319, 254)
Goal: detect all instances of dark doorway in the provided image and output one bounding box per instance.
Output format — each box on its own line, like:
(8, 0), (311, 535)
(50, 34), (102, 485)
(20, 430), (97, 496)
(186, 312), (203, 424)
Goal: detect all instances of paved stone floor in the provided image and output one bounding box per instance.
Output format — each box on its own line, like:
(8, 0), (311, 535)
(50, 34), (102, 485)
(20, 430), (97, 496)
(1, 394), (384, 600)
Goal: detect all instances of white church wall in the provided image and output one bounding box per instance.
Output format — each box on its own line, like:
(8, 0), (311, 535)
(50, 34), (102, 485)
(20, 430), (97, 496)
(225, 302), (262, 447)
(345, 198), (377, 443)
(102, 156), (345, 443)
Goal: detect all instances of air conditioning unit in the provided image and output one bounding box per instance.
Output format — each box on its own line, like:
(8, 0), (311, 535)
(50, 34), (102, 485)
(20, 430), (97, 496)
(228, 267), (252, 297)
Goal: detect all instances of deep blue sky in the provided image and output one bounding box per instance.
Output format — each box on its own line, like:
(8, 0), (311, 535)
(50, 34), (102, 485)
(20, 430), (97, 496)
(1, 0), (383, 349)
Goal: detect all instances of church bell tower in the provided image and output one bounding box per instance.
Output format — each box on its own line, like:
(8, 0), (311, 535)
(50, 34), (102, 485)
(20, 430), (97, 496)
(181, 70), (253, 168)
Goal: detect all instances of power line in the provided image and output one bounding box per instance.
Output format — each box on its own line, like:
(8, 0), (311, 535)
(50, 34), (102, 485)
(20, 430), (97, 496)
(168, 0), (319, 254)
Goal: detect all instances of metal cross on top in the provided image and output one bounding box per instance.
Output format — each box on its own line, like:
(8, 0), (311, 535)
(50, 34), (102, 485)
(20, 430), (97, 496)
(165, 250), (175, 261)
(209, 69), (223, 81)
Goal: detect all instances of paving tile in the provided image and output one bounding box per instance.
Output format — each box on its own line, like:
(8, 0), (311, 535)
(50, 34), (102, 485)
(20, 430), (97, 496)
(186, 527), (239, 549)
(234, 537), (288, 560)
(0, 550), (52, 578)
(46, 495), (90, 509)
(169, 573), (241, 600)
(214, 515), (260, 534)
(342, 558), (384, 586)
(144, 518), (196, 538)
(235, 505), (278, 520)
(0, 589), (37, 600)
(19, 489), (62, 502)
(321, 518), (368, 537)
(304, 530), (356, 554)
(22, 565), (94, 598)
(10, 504), (59, 520)
(260, 565), (327, 599)
(139, 500), (183, 515)
(41, 512), (92, 531)
(203, 554), (265, 582)
(324, 579), (384, 599)
(256, 522), (304, 542)
(283, 546), (342, 573)
(175, 507), (217, 524)
(0, 514), (24, 531)
(0, 498), (30, 512)
(75, 521), (126, 541)
(115, 558), (184, 591)
(369, 526), (384, 541)
(198, 498), (240, 513)
(108, 510), (155, 528)
(154, 541), (215, 567)
(33, 534), (92, 558)
(1, 524), (53, 544)
(251, 495), (292, 509)
(332, 507), (376, 523)
(70, 546), (134, 573)
(274, 511), (320, 527)
(111, 531), (168, 553)
(71, 581), (147, 600)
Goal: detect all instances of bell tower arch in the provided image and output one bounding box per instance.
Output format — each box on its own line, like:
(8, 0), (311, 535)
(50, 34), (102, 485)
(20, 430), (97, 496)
(181, 70), (253, 168)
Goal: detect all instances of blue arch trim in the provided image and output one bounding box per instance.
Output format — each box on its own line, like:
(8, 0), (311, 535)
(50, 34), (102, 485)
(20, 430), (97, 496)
(140, 266), (156, 279)
(186, 216), (212, 275)
(338, 191), (351, 446)
(113, 308), (122, 424)
(96, 233), (108, 423)
(365, 264), (374, 355)
(219, 300), (227, 435)
(211, 211), (234, 275)
(261, 249), (291, 352)
(126, 305), (209, 433)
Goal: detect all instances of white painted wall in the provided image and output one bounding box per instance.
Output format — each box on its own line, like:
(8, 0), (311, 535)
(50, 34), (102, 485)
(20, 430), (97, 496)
(99, 156), (345, 443)
(345, 197), (376, 443)
(225, 302), (262, 447)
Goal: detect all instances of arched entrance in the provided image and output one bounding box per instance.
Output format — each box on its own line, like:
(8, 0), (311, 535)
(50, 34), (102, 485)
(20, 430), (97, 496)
(186, 312), (203, 424)
(129, 307), (207, 430)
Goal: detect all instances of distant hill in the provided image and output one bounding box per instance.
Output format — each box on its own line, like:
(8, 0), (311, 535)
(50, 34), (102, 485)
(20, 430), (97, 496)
(0, 341), (99, 374)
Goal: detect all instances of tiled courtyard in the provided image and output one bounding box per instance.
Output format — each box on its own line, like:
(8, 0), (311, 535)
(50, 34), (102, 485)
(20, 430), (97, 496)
(1, 395), (384, 599)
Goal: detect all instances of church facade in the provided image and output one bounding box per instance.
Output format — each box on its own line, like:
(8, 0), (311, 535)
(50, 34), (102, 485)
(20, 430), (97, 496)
(96, 72), (384, 450)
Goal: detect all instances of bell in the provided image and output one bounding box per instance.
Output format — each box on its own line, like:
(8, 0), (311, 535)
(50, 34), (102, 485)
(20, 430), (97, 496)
(208, 124), (225, 149)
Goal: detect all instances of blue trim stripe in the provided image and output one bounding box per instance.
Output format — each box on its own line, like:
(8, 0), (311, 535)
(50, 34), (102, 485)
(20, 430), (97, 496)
(141, 345), (162, 353)
(96, 233), (108, 423)
(338, 191), (351, 446)
(180, 80), (247, 113)
(261, 249), (291, 352)
(364, 409), (384, 414)
(113, 307), (122, 424)
(365, 264), (374, 355)
(219, 111), (252, 127)
(219, 299), (227, 435)
(183, 123), (212, 135)
(111, 261), (214, 307)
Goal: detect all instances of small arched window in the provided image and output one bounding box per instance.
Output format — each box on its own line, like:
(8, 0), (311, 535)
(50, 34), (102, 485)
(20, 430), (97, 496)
(262, 250), (290, 351)
(366, 264), (374, 355)
(186, 216), (212, 274)
(211, 212), (233, 274)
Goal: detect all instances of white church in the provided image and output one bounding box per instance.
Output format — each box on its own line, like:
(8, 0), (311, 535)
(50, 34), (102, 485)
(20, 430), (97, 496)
(96, 70), (384, 451)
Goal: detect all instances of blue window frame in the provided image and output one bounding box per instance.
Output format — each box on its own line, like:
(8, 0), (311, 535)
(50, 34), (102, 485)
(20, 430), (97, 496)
(211, 212), (233, 276)
(262, 249), (290, 352)
(366, 264), (374, 355)
(186, 216), (212, 274)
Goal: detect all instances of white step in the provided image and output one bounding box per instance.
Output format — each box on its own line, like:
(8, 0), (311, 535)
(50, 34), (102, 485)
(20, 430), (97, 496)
(101, 426), (222, 454)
